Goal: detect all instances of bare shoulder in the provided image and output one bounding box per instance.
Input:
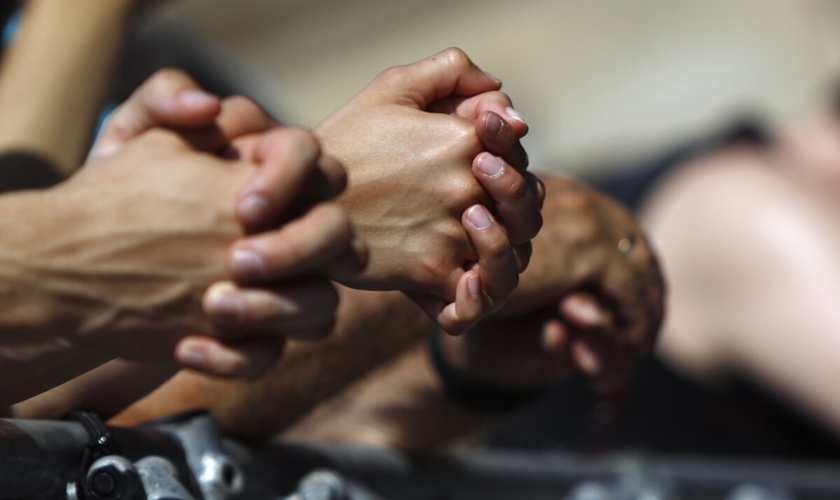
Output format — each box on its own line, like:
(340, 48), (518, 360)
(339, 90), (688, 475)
(638, 142), (836, 270)
(637, 144), (828, 373)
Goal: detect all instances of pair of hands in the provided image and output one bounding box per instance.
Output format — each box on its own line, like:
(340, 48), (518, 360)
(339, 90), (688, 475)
(73, 48), (541, 378)
(64, 81), (361, 378)
(439, 176), (665, 393)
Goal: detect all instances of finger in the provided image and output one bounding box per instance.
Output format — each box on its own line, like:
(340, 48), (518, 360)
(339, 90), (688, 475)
(431, 91), (529, 140)
(512, 242), (533, 273)
(571, 329), (631, 392)
(435, 270), (489, 335)
(182, 95), (279, 155)
(541, 319), (578, 381)
(174, 335), (286, 379)
(429, 94), (529, 170)
(374, 47), (502, 108)
(472, 153), (543, 245)
(571, 337), (602, 378)
(527, 172), (546, 209)
(228, 203), (365, 283)
(91, 68), (221, 158)
(601, 257), (650, 347)
(560, 293), (615, 332)
(202, 280), (339, 341)
(235, 128), (347, 230)
(463, 204), (519, 298)
(474, 111), (529, 172)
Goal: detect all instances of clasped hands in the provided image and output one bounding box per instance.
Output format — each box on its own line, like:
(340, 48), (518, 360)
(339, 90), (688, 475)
(74, 48), (542, 378)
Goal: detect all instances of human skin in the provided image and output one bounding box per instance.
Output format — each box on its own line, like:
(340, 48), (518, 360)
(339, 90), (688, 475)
(0, 0), (144, 174)
(101, 175), (664, 444)
(282, 175), (666, 454)
(11, 51), (544, 429)
(93, 50), (543, 337)
(281, 48), (543, 333)
(0, 125), (365, 406)
(639, 141), (840, 436)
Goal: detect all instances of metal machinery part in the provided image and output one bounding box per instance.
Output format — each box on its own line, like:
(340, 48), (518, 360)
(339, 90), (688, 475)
(1, 413), (840, 499)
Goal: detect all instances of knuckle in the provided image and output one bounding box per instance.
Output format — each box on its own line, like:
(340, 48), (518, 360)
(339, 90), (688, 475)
(224, 94), (273, 126)
(483, 235), (512, 259)
(318, 203), (354, 240)
(505, 174), (529, 200)
(452, 119), (477, 142)
(416, 254), (455, 288)
(284, 127), (322, 158)
(375, 66), (409, 89)
(148, 67), (191, 93)
(323, 156), (349, 196)
(225, 94), (262, 113)
(440, 47), (472, 71)
(482, 90), (513, 108)
(515, 243), (533, 271)
(143, 128), (188, 150)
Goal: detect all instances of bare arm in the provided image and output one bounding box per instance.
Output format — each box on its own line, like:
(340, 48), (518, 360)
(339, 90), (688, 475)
(281, 340), (498, 454)
(109, 285), (437, 440)
(0, 0), (139, 174)
(282, 175), (666, 454)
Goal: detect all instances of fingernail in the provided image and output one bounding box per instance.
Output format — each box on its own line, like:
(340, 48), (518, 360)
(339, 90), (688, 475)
(205, 288), (243, 322)
(231, 249), (266, 279)
(177, 344), (207, 368)
(467, 205), (492, 230)
(573, 300), (602, 326)
(237, 194), (268, 224)
(483, 70), (502, 84)
(577, 345), (601, 376)
(178, 89), (218, 108)
(485, 113), (504, 137)
(477, 153), (504, 178)
(468, 274), (481, 298)
(505, 107), (528, 126)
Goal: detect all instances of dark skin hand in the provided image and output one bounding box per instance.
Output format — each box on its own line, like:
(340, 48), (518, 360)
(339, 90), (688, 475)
(442, 175), (665, 392)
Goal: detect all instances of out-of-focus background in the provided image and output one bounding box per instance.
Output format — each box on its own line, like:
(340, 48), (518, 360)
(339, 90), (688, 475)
(146, 0), (840, 176)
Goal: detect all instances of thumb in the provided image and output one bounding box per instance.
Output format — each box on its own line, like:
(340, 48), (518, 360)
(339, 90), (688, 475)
(91, 69), (221, 158)
(374, 47), (502, 109)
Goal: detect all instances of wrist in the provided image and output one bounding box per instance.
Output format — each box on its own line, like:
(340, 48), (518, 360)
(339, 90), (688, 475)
(0, 190), (85, 337)
(431, 333), (545, 412)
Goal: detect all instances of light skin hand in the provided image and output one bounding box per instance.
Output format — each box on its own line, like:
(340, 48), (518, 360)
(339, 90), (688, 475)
(314, 48), (541, 333)
(45, 129), (252, 363)
(97, 59), (540, 338)
(80, 73), (367, 378)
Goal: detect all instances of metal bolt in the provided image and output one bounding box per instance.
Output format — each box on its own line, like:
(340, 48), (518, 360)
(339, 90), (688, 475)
(299, 471), (348, 500)
(90, 471), (117, 497)
(85, 456), (141, 500)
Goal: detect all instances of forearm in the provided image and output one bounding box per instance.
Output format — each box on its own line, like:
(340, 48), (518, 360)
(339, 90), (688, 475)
(0, 189), (119, 403)
(12, 358), (178, 419)
(110, 285), (438, 440)
(281, 340), (502, 455)
(0, 0), (138, 174)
